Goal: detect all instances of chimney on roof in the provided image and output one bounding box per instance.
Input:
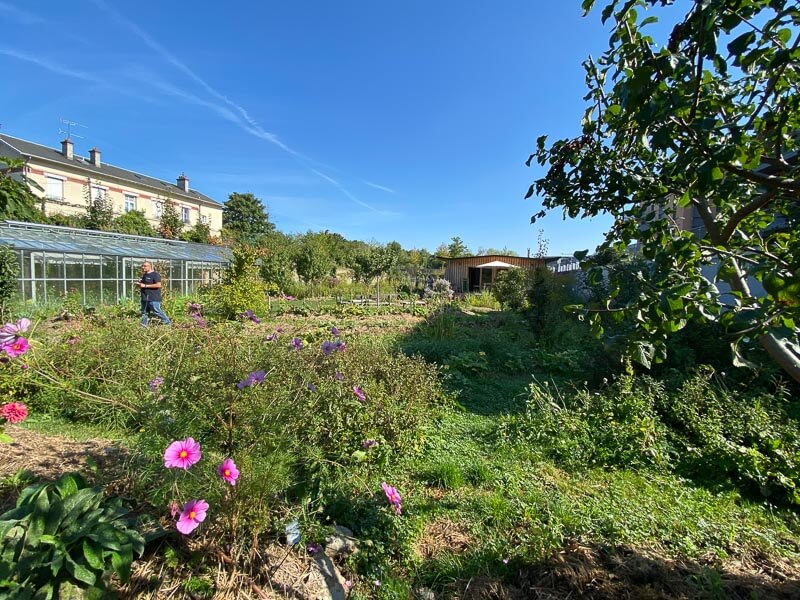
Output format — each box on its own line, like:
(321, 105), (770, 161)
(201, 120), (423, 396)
(89, 147), (101, 167)
(61, 138), (73, 160)
(177, 173), (189, 193)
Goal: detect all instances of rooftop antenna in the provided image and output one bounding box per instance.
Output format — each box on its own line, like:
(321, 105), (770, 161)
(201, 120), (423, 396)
(58, 117), (86, 141)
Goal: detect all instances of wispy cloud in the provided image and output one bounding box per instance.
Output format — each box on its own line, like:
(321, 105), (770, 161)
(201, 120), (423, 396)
(3, 0), (401, 222)
(311, 169), (399, 216)
(202, 172), (317, 186)
(89, 0), (397, 218)
(89, 0), (301, 158)
(0, 2), (43, 25)
(361, 180), (398, 194)
(0, 47), (103, 83)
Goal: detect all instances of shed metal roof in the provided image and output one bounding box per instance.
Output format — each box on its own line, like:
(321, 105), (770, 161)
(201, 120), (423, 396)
(0, 221), (231, 262)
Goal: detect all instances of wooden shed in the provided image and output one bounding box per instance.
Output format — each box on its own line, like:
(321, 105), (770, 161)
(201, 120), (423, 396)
(440, 255), (546, 293)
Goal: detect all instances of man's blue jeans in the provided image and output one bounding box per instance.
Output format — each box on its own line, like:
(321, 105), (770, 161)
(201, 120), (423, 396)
(141, 299), (172, 325)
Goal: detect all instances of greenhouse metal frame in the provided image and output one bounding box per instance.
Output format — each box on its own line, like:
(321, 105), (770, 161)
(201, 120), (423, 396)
(0, 221), (231, 304)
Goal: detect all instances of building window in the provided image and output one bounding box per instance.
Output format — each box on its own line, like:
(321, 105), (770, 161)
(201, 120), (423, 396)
(200, 214), (209, 224)
(154, 202), (163, 219)
(91, 185), (107, 202)
(124, 194), (137, 213)
(181, 206), (190, 224)
(45, 176), (64, 200)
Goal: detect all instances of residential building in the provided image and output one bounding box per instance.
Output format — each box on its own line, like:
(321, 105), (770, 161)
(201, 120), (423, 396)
(0, 133), (223, 234)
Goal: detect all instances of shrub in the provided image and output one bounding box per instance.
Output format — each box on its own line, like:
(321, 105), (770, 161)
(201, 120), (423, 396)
(0, 472), (144, 598)
(492, 268), (529, 310)
(501, 372), (671, 471)
(112, 209), (156, 237)
(203, 245), (268, 318)
(0, 244), (18, 320)
(660, 368), (800, 505)
(424, 278), (453, 300)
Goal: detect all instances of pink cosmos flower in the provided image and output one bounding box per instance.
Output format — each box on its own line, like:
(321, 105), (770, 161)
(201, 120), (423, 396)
(353, 385), (366, 403)
(1, 402), (28, 424)
(0, 318), (31, 344)
(163, 437), (202, 469)
(217, 458), (240, 486)
(344, 580), (353, 590)
(176, 499), (208, 535)
(168, 500), (180, 518)
(381, 482), (402, 515)
(2, 337), (30, 358)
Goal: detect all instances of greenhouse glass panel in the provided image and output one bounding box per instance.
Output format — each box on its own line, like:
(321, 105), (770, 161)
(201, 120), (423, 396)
(66, 280), (84, 300)
(85, 280), (102, 305)
(84, 256), (102, 279)
(102, 280), (118, 304)
(45, 280), (62, 301)
(32, 252), (44, 279)
(21, 251), (31, 278)
(45, 253), (65, 279)
(64, 254), (84, 279)
(102, 255), (118, 279)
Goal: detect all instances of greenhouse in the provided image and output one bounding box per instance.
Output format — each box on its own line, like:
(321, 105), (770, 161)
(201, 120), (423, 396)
(0, 220), (230, 304)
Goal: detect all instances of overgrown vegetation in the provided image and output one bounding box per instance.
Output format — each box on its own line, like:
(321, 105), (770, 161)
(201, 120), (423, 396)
(2, 295), (799, 597)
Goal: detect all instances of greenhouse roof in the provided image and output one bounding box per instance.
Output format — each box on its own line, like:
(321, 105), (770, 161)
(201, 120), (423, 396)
(0, 221), (231, 262)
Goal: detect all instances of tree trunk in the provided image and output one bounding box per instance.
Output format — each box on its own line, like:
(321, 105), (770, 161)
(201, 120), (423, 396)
(727, 257), (800, 384)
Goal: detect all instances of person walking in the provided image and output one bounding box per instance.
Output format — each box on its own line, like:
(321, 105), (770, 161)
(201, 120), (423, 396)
(136, 261), (171, 326)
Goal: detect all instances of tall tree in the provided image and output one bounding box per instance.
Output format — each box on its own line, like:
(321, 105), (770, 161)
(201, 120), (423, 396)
(294, 232), (335, 284)
(447, 236), (470, 257)
(83, 183), (115, 231)
(222, 192), (275, 242)
(112, 210), (156, 237)
(0, 158), (46, 222)
(258, 231), (295, 292)
(158, 198), (183, 239)
(529, 0), (800, 382)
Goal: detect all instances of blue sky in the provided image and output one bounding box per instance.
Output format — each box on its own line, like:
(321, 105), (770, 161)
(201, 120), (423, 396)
(1, 0), (627, 255)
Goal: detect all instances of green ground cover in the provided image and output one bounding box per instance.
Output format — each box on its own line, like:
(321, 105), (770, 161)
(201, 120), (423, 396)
(2, 302), (799, 598)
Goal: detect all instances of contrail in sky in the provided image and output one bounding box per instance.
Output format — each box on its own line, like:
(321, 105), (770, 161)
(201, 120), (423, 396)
(89, 0), (398, 214)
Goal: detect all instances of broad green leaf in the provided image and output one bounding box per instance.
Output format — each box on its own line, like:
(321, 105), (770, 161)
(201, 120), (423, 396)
(111, 544), (133, 582)
(727, 31), (756, 56)
(65, 556), (96, 586)
(82, 539), (104, 571)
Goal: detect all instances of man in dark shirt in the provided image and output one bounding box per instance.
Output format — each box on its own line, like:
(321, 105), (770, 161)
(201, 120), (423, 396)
(135, 261), (172, 326)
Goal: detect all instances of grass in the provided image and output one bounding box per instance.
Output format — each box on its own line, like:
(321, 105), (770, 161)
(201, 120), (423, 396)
(8, 303), (800, 598)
